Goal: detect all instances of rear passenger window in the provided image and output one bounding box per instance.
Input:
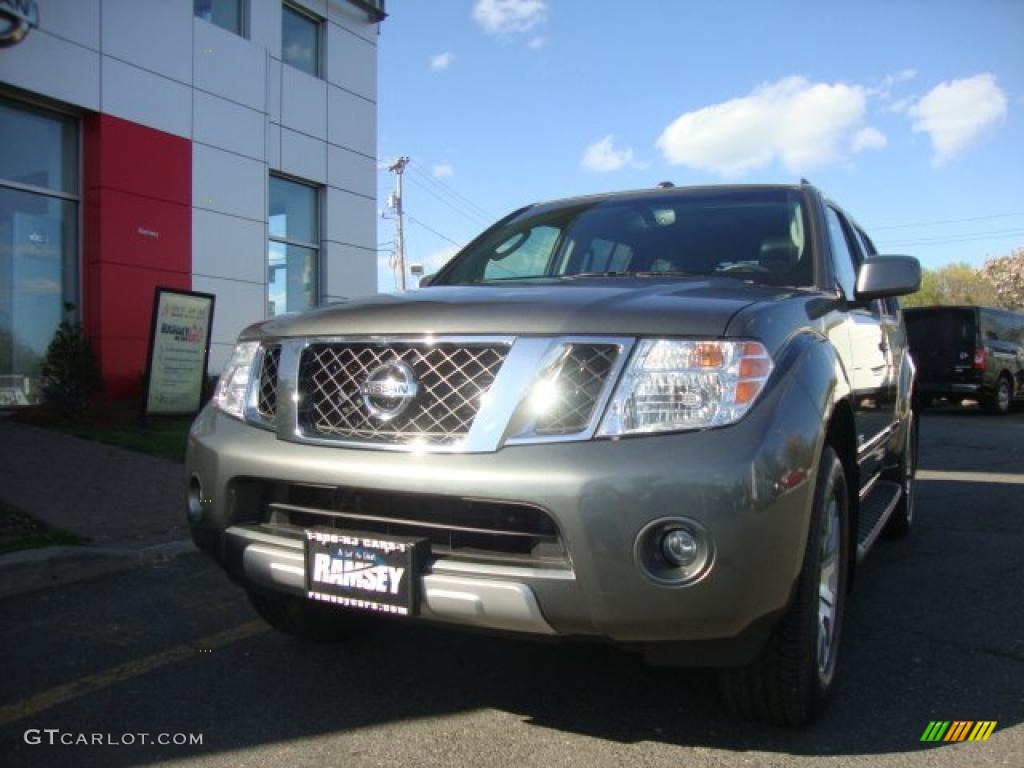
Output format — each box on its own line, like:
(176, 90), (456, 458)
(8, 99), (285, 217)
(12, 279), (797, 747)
(825, 207), (857, 299)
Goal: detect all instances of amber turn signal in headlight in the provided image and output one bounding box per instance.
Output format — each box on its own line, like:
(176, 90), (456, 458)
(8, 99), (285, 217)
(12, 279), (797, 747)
(598, 339), (773, 436)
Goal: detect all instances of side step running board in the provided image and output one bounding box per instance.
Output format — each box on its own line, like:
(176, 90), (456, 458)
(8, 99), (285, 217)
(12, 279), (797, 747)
(856, 479), (902, 561)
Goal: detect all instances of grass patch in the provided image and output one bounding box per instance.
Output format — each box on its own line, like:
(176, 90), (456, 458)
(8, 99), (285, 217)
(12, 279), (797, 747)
(9, 403), (193, 463)
(56, 419), (192, 463)
(0, 501), (87, 554)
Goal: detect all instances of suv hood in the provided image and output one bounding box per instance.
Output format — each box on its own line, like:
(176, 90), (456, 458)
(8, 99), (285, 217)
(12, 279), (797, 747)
(248, 278), (796, 340)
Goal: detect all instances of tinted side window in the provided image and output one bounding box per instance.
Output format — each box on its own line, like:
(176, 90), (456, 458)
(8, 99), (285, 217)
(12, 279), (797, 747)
(825, 207), (857, 299)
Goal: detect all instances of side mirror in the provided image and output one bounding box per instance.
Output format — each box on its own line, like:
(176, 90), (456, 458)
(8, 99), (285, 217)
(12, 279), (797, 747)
(855, 255), (921, 301)
(418, 273), (436, 288)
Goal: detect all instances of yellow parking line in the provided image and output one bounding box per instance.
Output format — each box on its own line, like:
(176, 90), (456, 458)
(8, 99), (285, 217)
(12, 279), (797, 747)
(0, 620), (268, 727)
(917, 470), (1024, 485)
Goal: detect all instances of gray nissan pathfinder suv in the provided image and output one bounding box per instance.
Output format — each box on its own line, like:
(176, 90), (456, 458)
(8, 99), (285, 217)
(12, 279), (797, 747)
(187, 183), (921, 725)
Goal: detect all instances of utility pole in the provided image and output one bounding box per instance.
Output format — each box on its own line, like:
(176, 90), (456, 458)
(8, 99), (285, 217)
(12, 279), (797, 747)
(387, 156), (409, 291)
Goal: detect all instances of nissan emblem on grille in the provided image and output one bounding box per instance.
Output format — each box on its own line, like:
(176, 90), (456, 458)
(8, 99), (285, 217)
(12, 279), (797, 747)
(359, 361), (419, 421)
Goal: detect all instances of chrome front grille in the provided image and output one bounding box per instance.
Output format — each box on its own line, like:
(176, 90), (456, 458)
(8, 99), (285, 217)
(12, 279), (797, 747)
(256, 345), (281, 420)
(297, 342), (510, 445)
(534, 344), (620, 435)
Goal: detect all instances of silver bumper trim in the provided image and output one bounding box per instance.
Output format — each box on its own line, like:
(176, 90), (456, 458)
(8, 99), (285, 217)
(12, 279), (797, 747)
(236, 531), (557, 636)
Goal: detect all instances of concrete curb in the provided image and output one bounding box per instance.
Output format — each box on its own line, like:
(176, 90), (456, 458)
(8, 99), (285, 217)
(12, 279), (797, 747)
(0, 539), (196, 600)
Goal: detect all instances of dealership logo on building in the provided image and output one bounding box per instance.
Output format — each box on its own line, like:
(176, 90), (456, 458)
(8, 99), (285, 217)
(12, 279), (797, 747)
(0, 0), (39, 47)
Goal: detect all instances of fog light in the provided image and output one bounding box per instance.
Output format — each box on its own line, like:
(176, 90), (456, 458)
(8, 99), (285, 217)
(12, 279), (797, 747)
(634, 517), (713, 586)
(187, 476), (204, 523)
(662, 528), (698, 566)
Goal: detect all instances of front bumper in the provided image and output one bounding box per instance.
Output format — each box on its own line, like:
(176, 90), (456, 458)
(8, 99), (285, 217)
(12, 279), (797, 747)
(186, 362), (823, 663)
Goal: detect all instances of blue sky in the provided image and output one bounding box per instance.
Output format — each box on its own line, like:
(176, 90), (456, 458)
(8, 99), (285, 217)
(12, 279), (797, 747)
(375, 0), (1024, 290)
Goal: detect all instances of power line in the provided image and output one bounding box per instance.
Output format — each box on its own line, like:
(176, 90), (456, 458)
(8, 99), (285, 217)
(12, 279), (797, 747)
(407, 215), (464, 248)
(878, 228), (1024, 247)
(870, 211), (1024, 231)
(408, 163), (497, 221)
(405, 173), (491, 227)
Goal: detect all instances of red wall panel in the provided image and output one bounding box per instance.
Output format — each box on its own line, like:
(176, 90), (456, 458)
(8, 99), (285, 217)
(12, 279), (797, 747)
(82, 115), (192, 399)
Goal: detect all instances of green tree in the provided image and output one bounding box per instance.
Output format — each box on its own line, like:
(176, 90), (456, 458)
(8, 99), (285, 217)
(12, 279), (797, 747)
(901, 262), (1001, 308)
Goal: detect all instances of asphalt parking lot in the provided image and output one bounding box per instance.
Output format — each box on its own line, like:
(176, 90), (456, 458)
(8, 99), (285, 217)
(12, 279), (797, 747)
(1, 405), (1022, 767)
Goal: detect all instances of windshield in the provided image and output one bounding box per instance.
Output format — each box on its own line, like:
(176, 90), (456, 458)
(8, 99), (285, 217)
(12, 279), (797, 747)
(435, 188), (814, 288)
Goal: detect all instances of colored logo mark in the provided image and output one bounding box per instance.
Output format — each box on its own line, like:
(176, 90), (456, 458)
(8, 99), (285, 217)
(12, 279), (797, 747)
(921, 721), (997, 742)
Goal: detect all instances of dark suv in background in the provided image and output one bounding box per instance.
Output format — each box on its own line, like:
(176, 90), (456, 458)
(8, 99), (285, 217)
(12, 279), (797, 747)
(905, 306), (1024, 415)
(188, 183), (921, 726)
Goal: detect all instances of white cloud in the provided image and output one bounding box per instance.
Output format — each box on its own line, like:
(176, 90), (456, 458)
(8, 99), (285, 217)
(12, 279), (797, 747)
(581, 135), (635, 173)
(869, 68), (917, 99)
(431, 163), (454, 178)
(473, 0), (547, 35)
(851, 126), (887, 153)
(908, 74), (1008, 165)
(527, 36), (545, 49)
(421, 246), (460, 277)
(655, 76), (870, 177)
(429, 51), (454, 71)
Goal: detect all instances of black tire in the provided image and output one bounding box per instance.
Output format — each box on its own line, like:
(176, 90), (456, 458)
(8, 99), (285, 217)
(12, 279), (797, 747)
(248, 590), (367, 642)
(718, 445), (849, 726)
(981, 375), (1013, 416)
(884, 411), (917, 539)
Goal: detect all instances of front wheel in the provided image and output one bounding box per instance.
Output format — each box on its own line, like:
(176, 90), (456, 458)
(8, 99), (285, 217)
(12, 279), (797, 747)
(718, 445), (849, 726)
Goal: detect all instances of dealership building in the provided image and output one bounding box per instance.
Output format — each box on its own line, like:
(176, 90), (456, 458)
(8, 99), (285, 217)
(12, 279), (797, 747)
(0, 0), (384, 403)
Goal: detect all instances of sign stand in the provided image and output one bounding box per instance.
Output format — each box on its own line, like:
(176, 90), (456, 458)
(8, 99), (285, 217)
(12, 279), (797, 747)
(142, 287), (215, 418)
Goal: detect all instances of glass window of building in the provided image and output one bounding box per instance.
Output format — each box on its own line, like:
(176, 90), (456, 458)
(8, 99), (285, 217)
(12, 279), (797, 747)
(282, 3), (321, 77)
(268, 176), (319, 317)
(194, 0), (245, 36)
(0, 98), (79, 406)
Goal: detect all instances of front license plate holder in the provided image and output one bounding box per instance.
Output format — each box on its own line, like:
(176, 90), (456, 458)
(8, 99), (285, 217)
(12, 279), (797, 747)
(304, 529), (428, 617)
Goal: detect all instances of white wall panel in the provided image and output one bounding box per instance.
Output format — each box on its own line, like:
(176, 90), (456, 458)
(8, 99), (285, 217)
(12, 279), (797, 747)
(281, 65), (327, 140)
(327, 2), (379, 45)
(0, 30), (99, 111)
(39, 0), (101, 50)
(191, 275), (266, 349)
(268, 57), (282, 123)
(102, 0), (192, 83)
(328, 144), (376, 198)
(249, 0), (282, 59)
(280, 127), (327, 184)
(193, 91), (265, 160)
(324, 241), (377, 300)
(326, 187), (376, 250)
(267, 122), (282, 170)
(327, 85), (375, 157)
(192, 208), (267, 285)
(193, 19), (267, 112)
(326, 23), (376, 101)
(192, 143), (266, 222)
(205, 341), (234, 374)
(101, 57), (191, 138)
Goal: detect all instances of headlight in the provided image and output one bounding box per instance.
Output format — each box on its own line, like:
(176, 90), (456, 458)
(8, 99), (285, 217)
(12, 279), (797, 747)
(212, 341), (259, 419)
(598, 339), (773, 436)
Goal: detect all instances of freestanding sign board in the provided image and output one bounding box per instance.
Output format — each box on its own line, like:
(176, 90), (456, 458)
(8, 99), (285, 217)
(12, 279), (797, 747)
(144, 287), (215, 416)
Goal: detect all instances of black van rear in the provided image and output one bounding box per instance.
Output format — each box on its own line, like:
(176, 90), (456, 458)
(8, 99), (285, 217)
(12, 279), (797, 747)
(904, 305), (1024, 415)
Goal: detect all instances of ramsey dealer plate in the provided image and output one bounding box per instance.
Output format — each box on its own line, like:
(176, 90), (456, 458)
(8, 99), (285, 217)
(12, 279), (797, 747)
(305, 530), (427, 616)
